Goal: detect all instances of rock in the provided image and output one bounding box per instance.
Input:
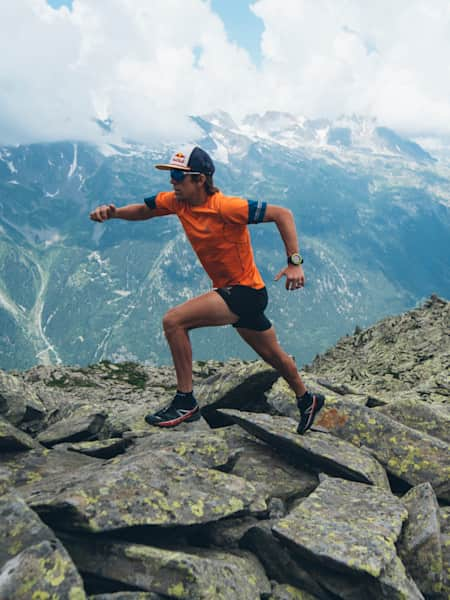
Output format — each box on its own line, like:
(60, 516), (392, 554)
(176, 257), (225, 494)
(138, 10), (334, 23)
(23, 450), (266, 533)
(62, 534), (271, 599)
(0, 369), (42, 425)
(0, 415), (37, 451)
(0, 539), (87, 600)
(272, 477), (407, 579)
(127, 428), (235, 470)
(377, 398), (450, 443)
(221, 426), (319, 501)
(397, 482), (443, 596)
(37, 412), (107, 446)
(440, 507), (450, 599)
(0, 492), (56, 565)
(201, 515), (260, 548)
(268, 583), (321, 599)
(240, 523), (332, 599)
(0, 446), (102, 489)
(196, 360), (280, 426)
(313, 396), (450, 500)
(219, 409), (389, 488)
(62, 437), (133, 459)
(306, 296), (450, 406)
(0, 492), (86, 599)
(88, 594), (165, 599)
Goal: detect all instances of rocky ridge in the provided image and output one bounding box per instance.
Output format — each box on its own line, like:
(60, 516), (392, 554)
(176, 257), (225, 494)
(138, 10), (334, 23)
(0, 296), (449, 599)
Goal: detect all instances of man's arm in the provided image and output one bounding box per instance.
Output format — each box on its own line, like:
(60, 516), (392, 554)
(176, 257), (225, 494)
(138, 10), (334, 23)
(90, 203), (153, 223)
(263, 204), (305, 290)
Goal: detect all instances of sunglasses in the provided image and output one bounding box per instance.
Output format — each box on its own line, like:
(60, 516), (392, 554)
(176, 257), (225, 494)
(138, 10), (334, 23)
(170, 169), (201, 182)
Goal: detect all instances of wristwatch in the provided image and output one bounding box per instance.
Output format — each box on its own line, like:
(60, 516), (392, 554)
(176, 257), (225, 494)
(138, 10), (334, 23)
(287, 253), (304, 266)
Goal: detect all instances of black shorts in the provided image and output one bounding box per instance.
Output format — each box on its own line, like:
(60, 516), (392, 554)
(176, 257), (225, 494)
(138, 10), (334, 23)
(215, 285), (272, 331)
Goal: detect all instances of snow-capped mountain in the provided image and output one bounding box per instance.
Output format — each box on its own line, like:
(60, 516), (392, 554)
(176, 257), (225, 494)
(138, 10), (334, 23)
(0, 113), (449, 370)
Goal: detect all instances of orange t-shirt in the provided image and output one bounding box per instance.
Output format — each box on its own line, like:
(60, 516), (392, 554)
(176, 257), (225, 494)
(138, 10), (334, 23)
(144, 191), (267, 289)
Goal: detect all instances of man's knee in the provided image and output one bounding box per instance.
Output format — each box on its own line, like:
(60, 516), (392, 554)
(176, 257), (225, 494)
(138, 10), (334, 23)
(162, 308), (181, 336)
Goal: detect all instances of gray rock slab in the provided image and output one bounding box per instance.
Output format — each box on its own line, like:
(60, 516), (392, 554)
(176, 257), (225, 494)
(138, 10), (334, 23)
(311, 396), (450, 501)
(0, 370), (38, 425)
(227, 431), (319, 501)
(201, 515), (260, 548)
(61, 437), (132, 459)
(219, 409), (389, 489)
(37, 412), (106, 446)
(272, 477), (407, 579)
(378, 398), (450, 443)
(63, 535), (270, 600)
(0, 492), (55, 567)
(23, 450), (266, 533)
(89, 594), (165, 600)
(0, 416), (36, 451)
(240, 522), (334, 599)
(127, 428), (234, 470)
(0, 539), (86, 600)
(374, 554), (424, 599)
(440, 507), (450, 599)
(268, 583), (321, 599)
(398, 482), (443, 596)
(196, 360), (280, 425)
(0, 446), (102, 489)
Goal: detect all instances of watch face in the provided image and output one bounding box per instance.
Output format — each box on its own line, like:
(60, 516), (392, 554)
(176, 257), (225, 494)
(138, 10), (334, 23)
(290, 253), (302, 265)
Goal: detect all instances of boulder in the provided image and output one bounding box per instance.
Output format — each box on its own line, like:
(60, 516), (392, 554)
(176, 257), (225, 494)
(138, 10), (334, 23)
(196, 360), (280, 425)
(62, 534), (270, 599)
(398, 482), (443, 596)
(0, 446), (102, 489)
(62, 437), (133, 459)
(0, 369), (43, 425)
(221, 425), (319, 501)
(0, 415), (37, 451)
(0, 540), (87, 600)
(127, 428), (235, 470)
(268, 583), (321, 599)
(0, 492), (86, 599)
(219, 409), (389, 488)
(37, 412), (106, 446)
(312, 396), (450, 501)
(377, 398), (450, 443)
(272, 477), (407, 579)
(23, 450), (266, 533)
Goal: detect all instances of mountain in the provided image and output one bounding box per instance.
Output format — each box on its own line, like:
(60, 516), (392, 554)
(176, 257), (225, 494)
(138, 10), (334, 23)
(0, 112), (449, 370)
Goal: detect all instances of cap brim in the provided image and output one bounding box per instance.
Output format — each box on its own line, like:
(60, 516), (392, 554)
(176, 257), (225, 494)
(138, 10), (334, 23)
(154, 164), (192, 171)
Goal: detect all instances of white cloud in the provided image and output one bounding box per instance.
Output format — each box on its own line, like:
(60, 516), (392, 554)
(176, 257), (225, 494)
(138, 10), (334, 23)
(0, 0), (449, 145)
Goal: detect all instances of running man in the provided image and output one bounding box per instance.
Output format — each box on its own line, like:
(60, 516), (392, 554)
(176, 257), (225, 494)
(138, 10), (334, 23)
(90, 146), (324, 434)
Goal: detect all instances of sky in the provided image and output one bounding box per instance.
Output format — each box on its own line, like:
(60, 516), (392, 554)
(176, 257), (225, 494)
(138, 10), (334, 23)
(1, 0), (450, 146)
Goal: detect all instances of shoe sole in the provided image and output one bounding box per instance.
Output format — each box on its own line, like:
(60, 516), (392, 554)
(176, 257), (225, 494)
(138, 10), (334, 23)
(149, 406), (201, 428)
(297, 395), (325, 434)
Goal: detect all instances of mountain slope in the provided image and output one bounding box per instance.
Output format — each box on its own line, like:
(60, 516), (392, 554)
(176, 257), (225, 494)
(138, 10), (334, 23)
(0, 114), (449, 370)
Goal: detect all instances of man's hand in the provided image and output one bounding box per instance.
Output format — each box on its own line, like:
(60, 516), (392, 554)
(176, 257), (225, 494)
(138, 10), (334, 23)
(275, 265), (305, 291)
(90, 204), (117, 222)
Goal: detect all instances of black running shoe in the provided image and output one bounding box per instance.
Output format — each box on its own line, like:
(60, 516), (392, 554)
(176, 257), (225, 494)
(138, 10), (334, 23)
(297, 392), (325, 434)
(145, 396), (200, 427)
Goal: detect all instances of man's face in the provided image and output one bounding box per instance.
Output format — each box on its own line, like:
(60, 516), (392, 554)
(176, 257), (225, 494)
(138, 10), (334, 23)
(170, 172), (205, 203)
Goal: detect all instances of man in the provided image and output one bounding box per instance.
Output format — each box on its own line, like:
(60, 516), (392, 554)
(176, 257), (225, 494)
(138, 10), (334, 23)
(90, 145), (324, 434)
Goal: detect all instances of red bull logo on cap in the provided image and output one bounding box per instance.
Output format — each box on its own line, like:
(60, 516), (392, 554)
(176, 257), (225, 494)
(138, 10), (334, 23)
(171, 151), (189, 167)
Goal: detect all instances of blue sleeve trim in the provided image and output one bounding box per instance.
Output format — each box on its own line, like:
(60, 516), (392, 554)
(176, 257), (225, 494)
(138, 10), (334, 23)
(144, 195), (157, 210)
(248, 199), (267, 224)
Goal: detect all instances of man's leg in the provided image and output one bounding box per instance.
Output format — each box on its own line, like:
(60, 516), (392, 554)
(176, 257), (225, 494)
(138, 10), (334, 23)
(236, 325), (307, 396)
(162, 291), (238, 392)
(237, 326), (324, 434)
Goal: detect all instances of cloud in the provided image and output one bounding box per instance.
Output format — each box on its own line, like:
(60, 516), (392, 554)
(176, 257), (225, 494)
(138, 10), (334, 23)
(0, 0), (449, 145)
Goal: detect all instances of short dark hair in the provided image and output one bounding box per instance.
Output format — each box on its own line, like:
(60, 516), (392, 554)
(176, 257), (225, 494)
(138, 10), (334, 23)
(192, 174), (219, 196)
